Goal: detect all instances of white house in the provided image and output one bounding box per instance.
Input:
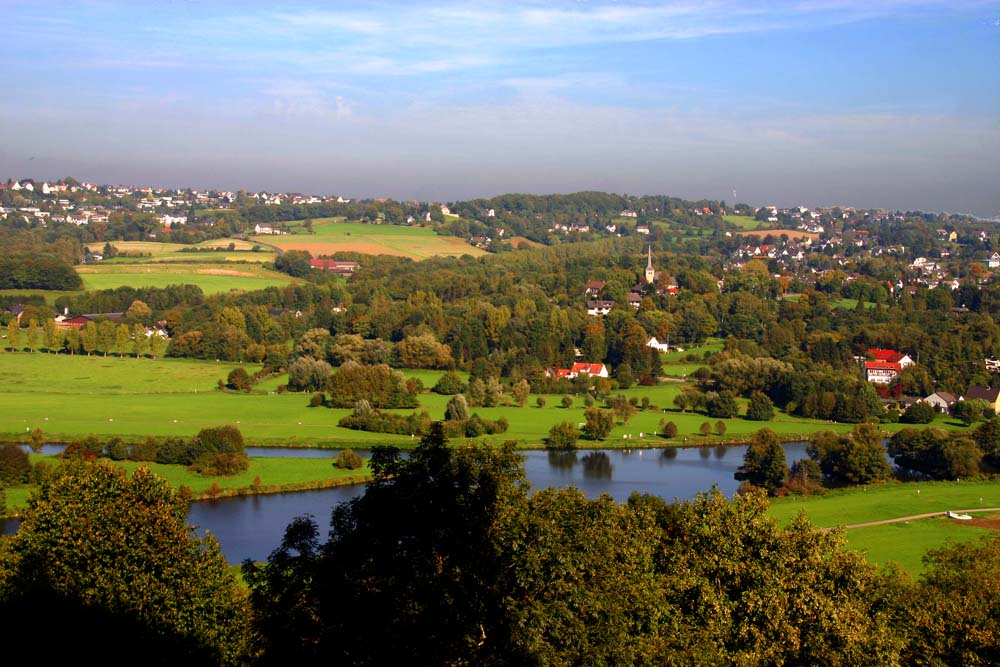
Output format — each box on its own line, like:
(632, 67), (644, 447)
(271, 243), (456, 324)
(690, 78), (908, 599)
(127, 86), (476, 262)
(586, 300), (615, 316)
(254, 223), (274, 235)
(646, 337), (670, 352)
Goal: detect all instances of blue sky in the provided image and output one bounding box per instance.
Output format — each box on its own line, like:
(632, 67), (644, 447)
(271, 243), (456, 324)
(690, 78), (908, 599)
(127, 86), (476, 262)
(2, 1), (999, 214)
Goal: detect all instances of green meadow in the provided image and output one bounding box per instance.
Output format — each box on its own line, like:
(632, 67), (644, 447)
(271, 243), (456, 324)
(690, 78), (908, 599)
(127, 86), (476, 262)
(0, 351), (958, 450)
(769, 480), (1000, 572)
(723, 215), (763, 230)
(74, 262), (297, 294)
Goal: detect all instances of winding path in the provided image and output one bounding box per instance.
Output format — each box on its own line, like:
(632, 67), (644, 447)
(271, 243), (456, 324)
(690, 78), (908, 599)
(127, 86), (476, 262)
(841, 507), (1000, 529)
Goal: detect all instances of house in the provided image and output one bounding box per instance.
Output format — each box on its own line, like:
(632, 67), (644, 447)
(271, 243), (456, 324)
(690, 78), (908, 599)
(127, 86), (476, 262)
(620, 209), (638, 218)
(865, 360), (902, 384)
(963, 386), (1000, 413)
(627, 292), (642, 309)
(986, 252), (1000, 269)
(636, 225), (650, 235)
(310, 259), (360, 275)
(56, 315), (94, 329)
(440, 205), (451, 216)
(923, 392), (957, 412)
(254, 223), (274, 235)
(646, 337), (670, 352)
(586, 300), (615, 316)
(584, 280), (606, 296)
(486, 208), (495, 217)
(868, 348), (915, 368)
(570, 362), (610, 378)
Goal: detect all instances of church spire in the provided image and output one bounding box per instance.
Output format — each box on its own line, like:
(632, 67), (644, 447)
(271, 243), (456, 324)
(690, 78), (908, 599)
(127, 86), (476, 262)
(644, 245), (656, 284)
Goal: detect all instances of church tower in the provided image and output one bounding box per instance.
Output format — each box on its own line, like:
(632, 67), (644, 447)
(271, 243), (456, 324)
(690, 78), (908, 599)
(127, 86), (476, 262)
(644, 245), (656, 284)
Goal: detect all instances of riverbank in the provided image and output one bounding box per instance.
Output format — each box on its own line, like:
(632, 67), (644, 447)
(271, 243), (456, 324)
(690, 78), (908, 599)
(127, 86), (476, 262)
(1, 454), (372, 519)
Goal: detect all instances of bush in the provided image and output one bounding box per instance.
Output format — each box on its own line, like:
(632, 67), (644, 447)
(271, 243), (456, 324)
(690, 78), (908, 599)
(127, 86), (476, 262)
(226, 367), (252, 392)
(546, 422), (580, 450)
(195, 425), (245, 455)
(309, 392), (326, 407)
(432, 370), (466, 395)
(900, 400), (935, 424)
(0, 444), (31, 484)
(334, 449), (364, 471)
(745, 392), (775, 421)
(189, 452), (250, 477)
(561, 395), (573, 409)
(659, 420), (678, 438)
(104, 438), (129, 461)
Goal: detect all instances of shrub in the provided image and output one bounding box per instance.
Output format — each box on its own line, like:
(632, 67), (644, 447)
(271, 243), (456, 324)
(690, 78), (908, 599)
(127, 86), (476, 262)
(901, 400), (935, 424)
(0, 444), (31, 484)
(546, 422), (580, 450)
(309, 392), (326, 407)
(334, 449), (364, 471)
(659, 420), (678, 438)
(189, 452), (250, 477)
(104, 438), (129, 461)
(226, 367), (252, 392)
(536, 396), (547, 408)
(745, 392), (775, 421)
(561, 395), (573, 409)
(432, 370), (466, 395)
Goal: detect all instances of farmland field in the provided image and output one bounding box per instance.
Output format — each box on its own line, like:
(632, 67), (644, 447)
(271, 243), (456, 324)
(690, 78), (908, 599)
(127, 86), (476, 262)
(252, 219), (488, 260)
(75, 262), (297, 294)
(84, 239), (277, 264)
(723, 215), (763, 230)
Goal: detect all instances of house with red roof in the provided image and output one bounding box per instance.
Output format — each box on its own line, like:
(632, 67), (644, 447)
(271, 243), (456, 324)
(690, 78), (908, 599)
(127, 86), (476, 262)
(864, 348), (914, 384)
(310, 259), (360, 275)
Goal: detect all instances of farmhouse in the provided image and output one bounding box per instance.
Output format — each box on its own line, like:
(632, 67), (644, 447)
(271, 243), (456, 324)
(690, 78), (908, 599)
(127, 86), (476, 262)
(584, 280), (606, 296)
(310, 259), (360, 275)
(646, 337), (670, 352)
(546, 363), (610, 380)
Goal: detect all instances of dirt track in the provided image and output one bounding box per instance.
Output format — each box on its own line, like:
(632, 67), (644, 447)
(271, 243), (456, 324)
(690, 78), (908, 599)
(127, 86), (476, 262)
(842, 508), (1000, 529)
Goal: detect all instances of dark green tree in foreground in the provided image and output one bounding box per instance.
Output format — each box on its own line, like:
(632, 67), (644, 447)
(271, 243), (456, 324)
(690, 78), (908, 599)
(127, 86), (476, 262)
(0, 461), (253, 666)
(243, 423), (528, 666)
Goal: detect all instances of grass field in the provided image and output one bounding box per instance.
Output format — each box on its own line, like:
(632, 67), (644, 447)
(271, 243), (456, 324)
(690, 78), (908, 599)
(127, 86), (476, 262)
(769, 480), (1000, 572)
(0, 353), (974, 449)
(253, 219), (488, 260)
(723, 215), (763, 230)
(75, 262), (296, 294)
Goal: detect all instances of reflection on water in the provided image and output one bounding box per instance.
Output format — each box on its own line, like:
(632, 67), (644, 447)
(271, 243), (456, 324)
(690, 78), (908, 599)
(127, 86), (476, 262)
(4, 442), (814, 564)
(581, 452), (613, 480)
(547, 450), (578, 471)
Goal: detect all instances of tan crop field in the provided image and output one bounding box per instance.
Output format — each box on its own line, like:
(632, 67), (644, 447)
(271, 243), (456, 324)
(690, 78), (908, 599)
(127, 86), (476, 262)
(253, 220), (488, 260)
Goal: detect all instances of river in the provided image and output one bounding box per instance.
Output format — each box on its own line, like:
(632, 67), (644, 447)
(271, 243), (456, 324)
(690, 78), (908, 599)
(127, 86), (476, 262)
(3, 442), (811, 563)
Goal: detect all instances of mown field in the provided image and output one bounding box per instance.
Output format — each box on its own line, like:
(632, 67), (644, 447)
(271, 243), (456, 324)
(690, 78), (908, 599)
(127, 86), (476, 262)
(252, 219), (488, 260)
(769, 481), (1000, 572)
(74, 262), (297, 294)
(723, 215), (763, 230)
(0, 352), (968, 450)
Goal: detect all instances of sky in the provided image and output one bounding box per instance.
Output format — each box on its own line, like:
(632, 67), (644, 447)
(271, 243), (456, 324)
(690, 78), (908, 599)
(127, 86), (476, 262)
(2, 1), (999, 215)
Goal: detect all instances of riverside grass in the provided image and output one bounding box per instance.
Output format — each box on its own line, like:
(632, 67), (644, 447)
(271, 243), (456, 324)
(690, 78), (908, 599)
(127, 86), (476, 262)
(768, 480), (1000, 573)
(0, 352), (968, 448)
(3, 453), (370, 516)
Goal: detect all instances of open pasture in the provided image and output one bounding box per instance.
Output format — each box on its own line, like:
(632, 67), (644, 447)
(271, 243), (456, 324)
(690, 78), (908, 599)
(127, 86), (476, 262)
(75, 262), (296, 294)
(85, 240), (276, 264)
(254, 220), (488, 260)
(723, 215), (763, 230)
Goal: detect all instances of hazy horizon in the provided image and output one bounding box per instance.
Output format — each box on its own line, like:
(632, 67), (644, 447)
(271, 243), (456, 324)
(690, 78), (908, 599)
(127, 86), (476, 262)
(3, 1), (999, 216)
